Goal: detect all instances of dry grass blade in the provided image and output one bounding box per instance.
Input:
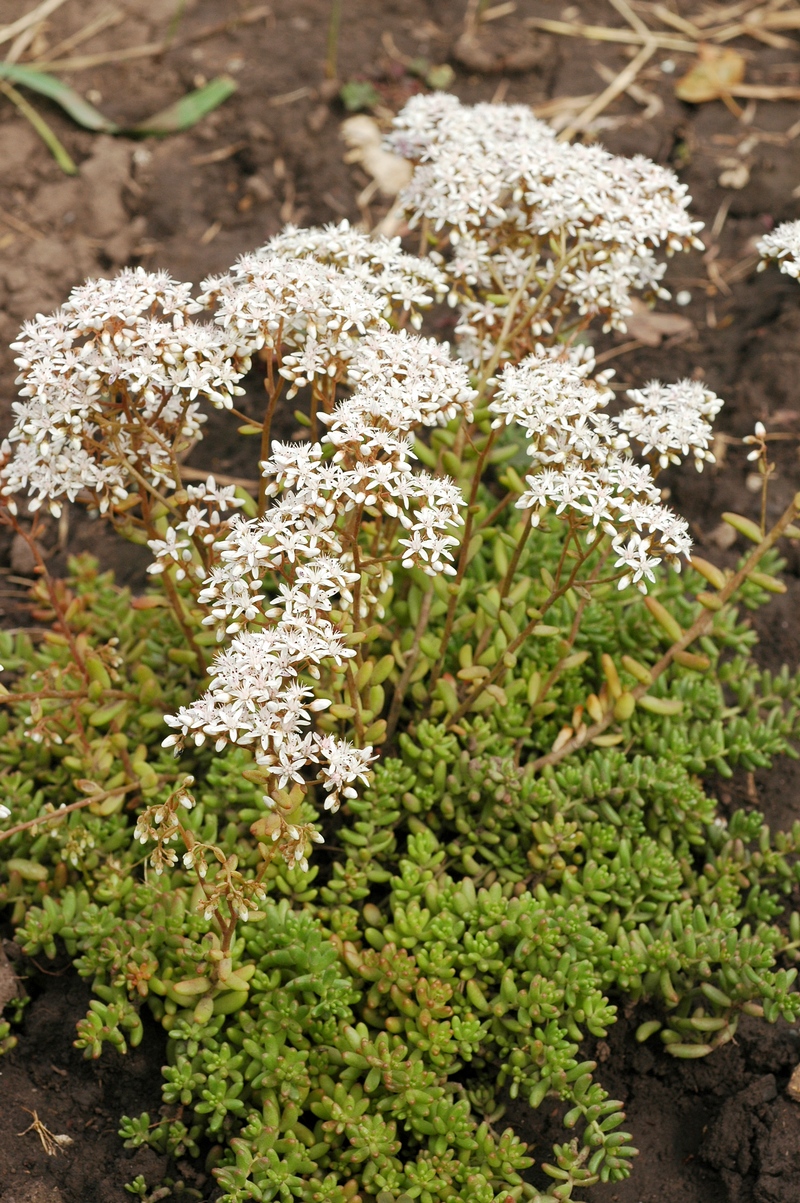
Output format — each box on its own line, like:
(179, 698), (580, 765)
(33, 6), (125, 63)
(533, 93), (596, 117)
(691, 1), (763, 29)
(32, 41), (164, 71)
(608, 0), (652, 37)
(723, 252), (760, 284)
(595, 58), (663, 117)
(0, 0), (69, 50)
(731, 83), (800, 98)
(765, 14), (800, 31)
(0, 206), (43, 239)
(559, 40), (658, 140)
(267, 86), (312, 106)
(5, 17), (45, 64)
(525, 16), (696, 52)
(462, 0), (482, 38)
(651, 4), (702, 38)
(190, 141), (246, 166)
(482, 2), (517, 20)
(182, 3), (272, 45)
(709, 20), (796, 48)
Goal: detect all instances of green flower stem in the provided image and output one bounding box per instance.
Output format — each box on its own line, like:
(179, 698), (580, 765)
(7, 516), (90, 680)
(386, 586), (434, 741)
(532, 490), (800, 771)
(428, 427), (499, 692)
(499, 508), (535, 599)
(137, 490), (208, 673)
(478, 490), (515, 530)
(345, 659), (367, 747)
(473, 508), (536, 662)
(446, 538), (596, 726)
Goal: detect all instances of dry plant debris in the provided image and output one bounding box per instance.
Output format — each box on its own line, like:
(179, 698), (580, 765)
(524, 0), (800, 128)
(340, 113), (413, 207)
(676, 44), (747, 103)
(17, 1108), (74, 1156)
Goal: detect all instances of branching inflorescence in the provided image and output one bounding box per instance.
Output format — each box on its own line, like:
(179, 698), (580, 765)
(2, 98), (800, 1203)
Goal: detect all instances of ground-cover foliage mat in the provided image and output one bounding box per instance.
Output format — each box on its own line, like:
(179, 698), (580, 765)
(2, 96), (800, 1203)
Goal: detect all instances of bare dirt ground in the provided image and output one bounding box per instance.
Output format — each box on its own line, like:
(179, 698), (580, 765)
(1, 1), (800, 1200)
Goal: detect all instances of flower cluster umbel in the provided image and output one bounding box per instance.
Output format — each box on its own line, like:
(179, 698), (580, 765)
(0, 99), (726, 883)
(165, 328), (476, 845)
(490, 348), (715, 591)
(757, 219), (800, 278)
(390, 94), (704, 365)
(2, 269), (246, 517)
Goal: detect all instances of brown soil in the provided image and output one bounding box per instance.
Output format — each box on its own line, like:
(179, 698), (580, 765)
(1, 1), (800, 1201)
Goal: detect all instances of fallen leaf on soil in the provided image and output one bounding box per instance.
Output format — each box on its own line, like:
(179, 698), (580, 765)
(134, 76), (237, 135)
(625, 298), (694, 346)
(341, 116), (413, 197)
(0, 62), (236, 136)
(675, 45), (746, 104)
(0, 61), (112, 130)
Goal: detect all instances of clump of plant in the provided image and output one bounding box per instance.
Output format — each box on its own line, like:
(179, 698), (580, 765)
(2, 96), (800, 1203)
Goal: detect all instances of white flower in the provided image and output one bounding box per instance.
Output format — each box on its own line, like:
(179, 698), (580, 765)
(758, 220), (800, 279)
(266, 219), (448, 323)
(618, 379), (723, 471)
(492, 349), (694, 583)
(389, 94), (704, 360)
(2, 269), (246, 515)
(147, 528), (193, 580)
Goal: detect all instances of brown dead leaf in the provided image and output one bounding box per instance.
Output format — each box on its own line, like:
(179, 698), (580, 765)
(675, 45), (746, 104)
(625, 298), (694, 347)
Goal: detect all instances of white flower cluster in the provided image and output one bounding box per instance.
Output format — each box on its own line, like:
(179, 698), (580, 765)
(164, 604), (375, 827)
(267, 220), (448, 326)
(389, 94), (704, 360)
(146, 476), (246, 581)
(619, 379), (723, 471)
(757, 220), (800, 279)
(200, 220), (448, 399)
(1, 268), (246, 516)
(165, 327), (475, 837)
(491, 348), (693, 591)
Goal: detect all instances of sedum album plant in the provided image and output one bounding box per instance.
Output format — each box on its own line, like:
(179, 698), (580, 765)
(2, 96), (800, 1203)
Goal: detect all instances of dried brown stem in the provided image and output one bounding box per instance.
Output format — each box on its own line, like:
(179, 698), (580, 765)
(0, 782), (140, 844)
